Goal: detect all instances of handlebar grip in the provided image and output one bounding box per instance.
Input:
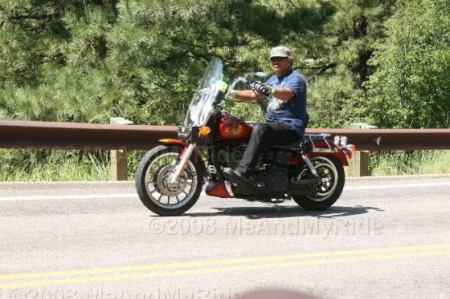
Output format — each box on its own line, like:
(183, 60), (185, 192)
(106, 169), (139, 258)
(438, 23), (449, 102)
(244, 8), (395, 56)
(247, 79), (256, 88)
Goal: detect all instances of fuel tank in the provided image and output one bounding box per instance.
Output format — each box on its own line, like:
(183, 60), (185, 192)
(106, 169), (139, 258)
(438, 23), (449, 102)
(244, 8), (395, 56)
(217, 115), (252, 141)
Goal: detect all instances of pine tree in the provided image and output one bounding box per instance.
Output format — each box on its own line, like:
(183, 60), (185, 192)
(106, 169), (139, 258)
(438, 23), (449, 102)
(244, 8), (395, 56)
(366, 0), (450, 128)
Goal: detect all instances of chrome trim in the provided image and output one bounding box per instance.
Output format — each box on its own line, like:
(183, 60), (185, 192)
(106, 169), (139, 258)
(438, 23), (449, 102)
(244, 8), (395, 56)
(324, 137), (332, 150)
(224, 181), (235, 197)
(302, 154), (318, 176)
(169, 143), (196, 184)
(308, 135), (316, 152)
(207, 165), (217, 174)
(312, 148), (336, 153)
(334, 135), (348, 147)
(225, 77), (247, 98)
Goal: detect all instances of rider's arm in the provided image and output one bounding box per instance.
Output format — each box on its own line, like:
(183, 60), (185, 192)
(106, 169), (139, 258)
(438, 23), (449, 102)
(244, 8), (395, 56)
(232, 90), (258, 102)
(277, 74), (306, 101)
(234, 87), (295, 101)
(273, 87), (295, 100)
(232, 74), (301, 101)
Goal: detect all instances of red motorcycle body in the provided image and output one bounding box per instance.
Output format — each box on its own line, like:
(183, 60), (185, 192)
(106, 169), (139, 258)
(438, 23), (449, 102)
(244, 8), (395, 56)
(217, 115), (252, 141)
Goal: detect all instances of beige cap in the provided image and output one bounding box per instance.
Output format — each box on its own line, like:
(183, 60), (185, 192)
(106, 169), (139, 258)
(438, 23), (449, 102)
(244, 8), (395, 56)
(270, 46), (293, 59)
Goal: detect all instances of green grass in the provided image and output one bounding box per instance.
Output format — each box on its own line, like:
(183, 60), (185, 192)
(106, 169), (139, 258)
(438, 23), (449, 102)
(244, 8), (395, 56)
(0, 149), (110, 182)
(369, 150), (450, 176)
(0, 150), (449, 182)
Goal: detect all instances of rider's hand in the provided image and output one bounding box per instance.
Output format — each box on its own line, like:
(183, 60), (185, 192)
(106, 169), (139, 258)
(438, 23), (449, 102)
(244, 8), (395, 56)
(251, 81), (274, 97)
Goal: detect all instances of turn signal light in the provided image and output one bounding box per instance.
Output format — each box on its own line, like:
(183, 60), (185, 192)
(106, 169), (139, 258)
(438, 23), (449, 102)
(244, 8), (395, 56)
(198, 126), (211, 137)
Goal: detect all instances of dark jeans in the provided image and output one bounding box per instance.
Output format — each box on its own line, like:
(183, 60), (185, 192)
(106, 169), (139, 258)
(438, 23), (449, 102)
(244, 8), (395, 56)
(236, 122), (303, 173)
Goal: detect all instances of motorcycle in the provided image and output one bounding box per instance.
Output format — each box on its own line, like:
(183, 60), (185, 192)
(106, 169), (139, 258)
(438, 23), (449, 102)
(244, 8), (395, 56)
(135, 58), (354, 216)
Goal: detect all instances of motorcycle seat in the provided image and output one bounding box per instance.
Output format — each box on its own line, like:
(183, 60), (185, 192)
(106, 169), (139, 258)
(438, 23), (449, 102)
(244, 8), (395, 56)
(269, 134), (330, 151)
(269, 138), (305, 151)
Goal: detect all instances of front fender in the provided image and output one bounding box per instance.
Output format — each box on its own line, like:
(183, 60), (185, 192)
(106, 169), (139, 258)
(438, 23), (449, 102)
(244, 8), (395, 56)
(158, 138), (187, 147)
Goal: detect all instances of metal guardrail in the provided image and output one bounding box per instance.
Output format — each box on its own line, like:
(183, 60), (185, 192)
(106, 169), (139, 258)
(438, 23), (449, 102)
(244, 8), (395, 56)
(0, 120), (174, 150)
(307, 128), (450, 151)
(1, 120), (449, 151)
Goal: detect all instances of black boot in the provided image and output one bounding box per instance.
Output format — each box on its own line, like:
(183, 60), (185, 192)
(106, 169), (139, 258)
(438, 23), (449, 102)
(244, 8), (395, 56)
(223, 167), (244, 182)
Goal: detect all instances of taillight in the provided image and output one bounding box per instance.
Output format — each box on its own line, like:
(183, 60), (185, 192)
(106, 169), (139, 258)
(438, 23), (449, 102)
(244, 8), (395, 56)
(343, 144), (355, 159)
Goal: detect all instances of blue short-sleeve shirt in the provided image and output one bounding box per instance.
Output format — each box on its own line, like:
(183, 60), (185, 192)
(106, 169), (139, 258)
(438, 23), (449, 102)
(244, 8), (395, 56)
(265, 69), (307, 134)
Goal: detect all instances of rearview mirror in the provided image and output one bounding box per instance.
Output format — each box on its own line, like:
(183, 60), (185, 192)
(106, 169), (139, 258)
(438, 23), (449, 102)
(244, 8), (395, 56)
(254, 72), (267, 78)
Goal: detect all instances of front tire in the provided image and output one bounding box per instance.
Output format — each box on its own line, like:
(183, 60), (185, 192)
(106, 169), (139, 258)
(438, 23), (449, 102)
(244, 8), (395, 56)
(135, 145), (204, 216)
(292, 156), (345, 210)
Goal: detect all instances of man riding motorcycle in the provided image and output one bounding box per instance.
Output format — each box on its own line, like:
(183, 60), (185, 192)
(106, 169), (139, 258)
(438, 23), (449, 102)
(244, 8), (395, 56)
(224, 45), (308, 182)
(135, 55), (352, 216)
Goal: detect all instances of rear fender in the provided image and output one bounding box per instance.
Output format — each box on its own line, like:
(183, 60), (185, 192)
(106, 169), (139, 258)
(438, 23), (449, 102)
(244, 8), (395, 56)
(291, 139), (350, 166)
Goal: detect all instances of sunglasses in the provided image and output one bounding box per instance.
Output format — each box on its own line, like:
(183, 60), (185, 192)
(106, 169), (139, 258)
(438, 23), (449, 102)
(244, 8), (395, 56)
(270, 57), (287, 63)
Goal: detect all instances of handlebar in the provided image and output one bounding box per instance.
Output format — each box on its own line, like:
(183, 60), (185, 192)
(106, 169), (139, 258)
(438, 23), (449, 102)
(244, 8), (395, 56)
(223, 75), (267, 117)
(225, 77), (260, 98)
(225, 77), (248, 99)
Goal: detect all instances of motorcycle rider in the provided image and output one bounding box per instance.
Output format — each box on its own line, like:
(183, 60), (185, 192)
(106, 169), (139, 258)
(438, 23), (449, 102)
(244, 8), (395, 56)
(224, 46), (308, 181)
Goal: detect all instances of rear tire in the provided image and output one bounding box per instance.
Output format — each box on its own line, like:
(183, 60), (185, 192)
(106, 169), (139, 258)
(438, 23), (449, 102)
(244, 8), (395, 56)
(292, 156), (345, 210)
(135, 145), (204, 216)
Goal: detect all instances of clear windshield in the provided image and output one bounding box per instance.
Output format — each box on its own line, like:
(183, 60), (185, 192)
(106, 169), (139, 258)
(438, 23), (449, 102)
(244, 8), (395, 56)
(183, 58), (223, 128)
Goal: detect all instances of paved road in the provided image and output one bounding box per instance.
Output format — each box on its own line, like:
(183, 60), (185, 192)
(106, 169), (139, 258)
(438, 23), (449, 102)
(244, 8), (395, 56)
(0, 175), (449, 299)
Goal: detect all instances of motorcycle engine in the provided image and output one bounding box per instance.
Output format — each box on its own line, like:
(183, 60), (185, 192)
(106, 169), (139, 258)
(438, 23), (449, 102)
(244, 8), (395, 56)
(215, 146), (290, 199)
(231, 167), (288, 198)
(216, 146), (244, 169)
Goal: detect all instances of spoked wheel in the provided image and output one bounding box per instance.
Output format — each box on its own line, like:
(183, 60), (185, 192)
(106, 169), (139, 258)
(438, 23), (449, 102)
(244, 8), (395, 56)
(135, 145), (204, 216)
(292, 156), (345, 210)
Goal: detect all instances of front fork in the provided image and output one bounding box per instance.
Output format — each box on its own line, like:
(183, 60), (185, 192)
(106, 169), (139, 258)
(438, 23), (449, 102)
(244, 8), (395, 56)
(168, 143), (197, 184)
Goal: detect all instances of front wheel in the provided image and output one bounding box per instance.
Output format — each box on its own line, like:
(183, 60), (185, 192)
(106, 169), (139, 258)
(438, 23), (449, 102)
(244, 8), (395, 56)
(135, 145), (204, 216)
(292, 156), (345, 210)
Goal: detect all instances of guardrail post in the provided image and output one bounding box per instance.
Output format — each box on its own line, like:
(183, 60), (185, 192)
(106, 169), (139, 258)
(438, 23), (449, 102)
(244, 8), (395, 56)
(110, 117), (133, 181)
(350, 123), (377, 177)
(353, 151), (370, 177)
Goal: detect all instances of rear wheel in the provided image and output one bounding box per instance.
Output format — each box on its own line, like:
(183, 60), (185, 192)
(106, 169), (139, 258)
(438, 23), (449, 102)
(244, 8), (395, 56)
(135, 145), (204, 216)
(292, 156), (345, 210)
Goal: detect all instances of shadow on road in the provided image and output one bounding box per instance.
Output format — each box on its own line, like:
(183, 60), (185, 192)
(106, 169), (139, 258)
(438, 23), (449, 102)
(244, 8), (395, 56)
(181, 204), (384, 220)
(233, 288), (321, 299)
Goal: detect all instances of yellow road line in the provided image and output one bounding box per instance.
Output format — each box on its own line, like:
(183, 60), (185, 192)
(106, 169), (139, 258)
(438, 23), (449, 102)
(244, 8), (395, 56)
(1, 243), (450, 281)
(1, 243), (450, 289)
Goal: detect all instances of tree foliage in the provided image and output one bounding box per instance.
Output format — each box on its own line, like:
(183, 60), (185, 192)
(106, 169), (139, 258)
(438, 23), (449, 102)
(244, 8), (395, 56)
(1, 0), (449, 180)
(0, 0), (448, 128)
(365, 0), (450, 128)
